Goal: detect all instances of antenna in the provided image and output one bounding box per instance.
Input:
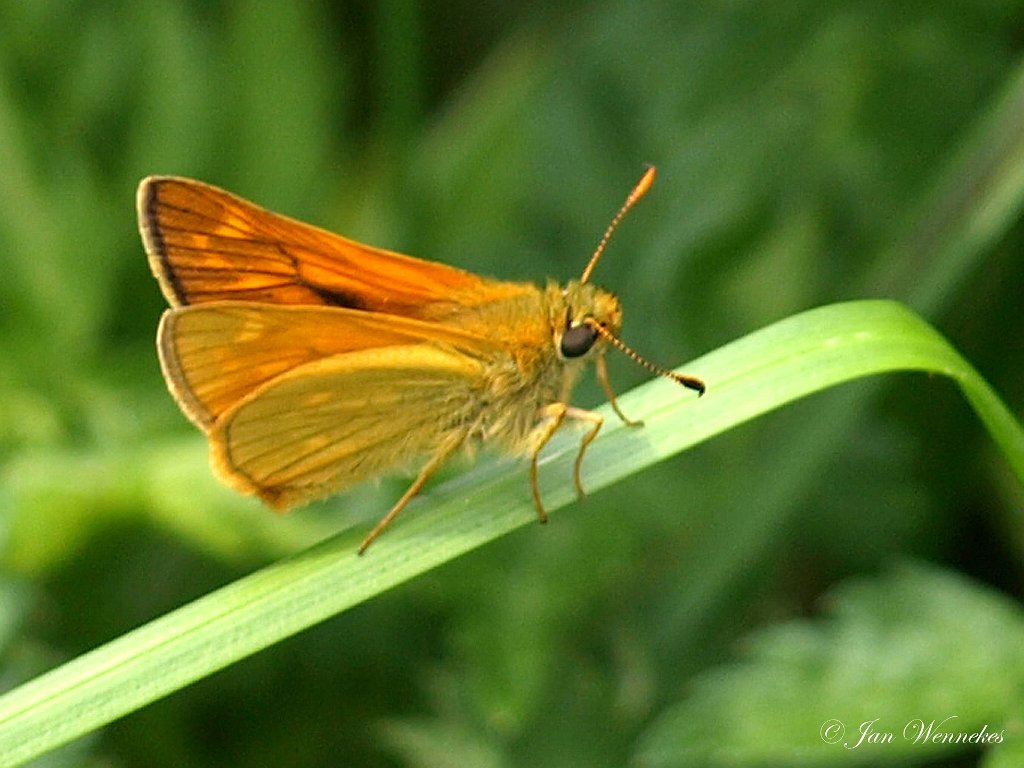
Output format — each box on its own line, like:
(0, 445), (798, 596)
(586, 319), (705, 395)
(580, 166), (657, 284)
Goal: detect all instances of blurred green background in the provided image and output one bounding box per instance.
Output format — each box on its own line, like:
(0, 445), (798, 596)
(2, 1), (1024, 766)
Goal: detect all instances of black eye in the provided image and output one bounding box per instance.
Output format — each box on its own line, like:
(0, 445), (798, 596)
(561, 323), (598, 358)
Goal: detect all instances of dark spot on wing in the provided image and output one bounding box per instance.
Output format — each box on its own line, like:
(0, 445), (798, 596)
(306, 284), (367, 309)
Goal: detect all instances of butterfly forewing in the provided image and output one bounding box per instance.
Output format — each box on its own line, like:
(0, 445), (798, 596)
(138, 176), (516, 315)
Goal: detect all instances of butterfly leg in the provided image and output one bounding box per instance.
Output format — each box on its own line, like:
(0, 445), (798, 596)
(358, 434), (463, 554)
(570, 407), (603, 498)
(596, 353), (644, 427)
(528, 403), (604, 524)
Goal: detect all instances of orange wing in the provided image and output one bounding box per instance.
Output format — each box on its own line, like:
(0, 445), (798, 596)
(137, 176), (524, 317)
(158, 302), (498, 430)
(208, 343), (485, 510)
(158, 302), (497, 510)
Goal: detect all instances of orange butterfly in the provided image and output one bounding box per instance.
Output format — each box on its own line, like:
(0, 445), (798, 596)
(138, 167), (704, 552)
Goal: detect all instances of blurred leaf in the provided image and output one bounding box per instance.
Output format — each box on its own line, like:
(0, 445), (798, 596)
(379, 718), (507, 768)
(634, 562), (1024, 767)
(0, 440), (344, 575)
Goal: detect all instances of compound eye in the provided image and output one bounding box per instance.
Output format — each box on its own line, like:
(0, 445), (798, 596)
(560, 322), (598, 358)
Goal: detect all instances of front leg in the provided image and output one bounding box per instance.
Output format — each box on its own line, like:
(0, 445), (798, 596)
(596, 352), (643, 427)
(527, 402), (604, 524)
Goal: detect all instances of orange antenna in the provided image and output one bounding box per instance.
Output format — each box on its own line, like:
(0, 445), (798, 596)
(586, 319), (705, 395)
(580, 165), (657, 284)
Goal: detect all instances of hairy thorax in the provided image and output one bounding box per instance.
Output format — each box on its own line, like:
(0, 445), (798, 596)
(452, 279), (622, 454)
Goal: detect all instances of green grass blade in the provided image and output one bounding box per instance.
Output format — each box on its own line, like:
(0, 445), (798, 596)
(0, 299), (1020, 766)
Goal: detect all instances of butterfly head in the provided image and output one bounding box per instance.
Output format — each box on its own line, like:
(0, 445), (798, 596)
(556, 281), (622, 361)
